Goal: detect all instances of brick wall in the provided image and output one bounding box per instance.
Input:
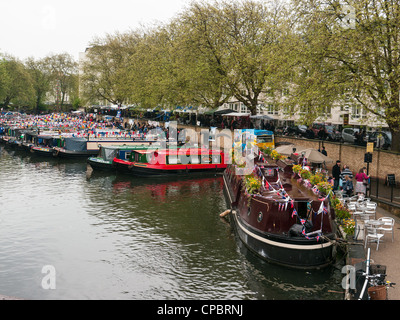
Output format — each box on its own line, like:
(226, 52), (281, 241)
(276, 136), (400, 180)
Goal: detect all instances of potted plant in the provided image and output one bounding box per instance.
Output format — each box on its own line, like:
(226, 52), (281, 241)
(317, 181), (333, 196)
(244, 175), (262, 195)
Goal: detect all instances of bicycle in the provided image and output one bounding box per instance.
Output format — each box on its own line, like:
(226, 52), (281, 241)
(366, 274), (396, 300)
(358, 249), (396, 300)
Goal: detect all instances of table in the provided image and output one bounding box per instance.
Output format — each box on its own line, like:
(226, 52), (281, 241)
(366, 220), (384, 228)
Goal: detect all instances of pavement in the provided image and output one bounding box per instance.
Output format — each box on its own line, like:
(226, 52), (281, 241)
(367, 205), (400, 300)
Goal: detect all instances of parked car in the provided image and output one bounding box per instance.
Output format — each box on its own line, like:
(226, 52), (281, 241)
(341, 128), (359, 144)
(282, 125), (308, 137)
(312, 123), (341, 141)
(367, 131), (392, 150)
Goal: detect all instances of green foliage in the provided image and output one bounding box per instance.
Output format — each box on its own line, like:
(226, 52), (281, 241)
(244, 175), (262, 195)
(292, 0), (400, 150)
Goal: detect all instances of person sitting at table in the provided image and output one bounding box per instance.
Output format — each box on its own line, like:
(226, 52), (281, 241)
(342, 175), (354, 197)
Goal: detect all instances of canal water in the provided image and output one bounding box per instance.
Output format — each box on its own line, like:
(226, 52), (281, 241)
(0, 146), (344, 300)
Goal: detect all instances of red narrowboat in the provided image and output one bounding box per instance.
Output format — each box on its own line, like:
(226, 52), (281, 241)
(113, 147), (228, 176)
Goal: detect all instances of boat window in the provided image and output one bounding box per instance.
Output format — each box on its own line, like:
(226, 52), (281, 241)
(102, 148), (117, 161)
(212, 155), (221, 164)
(264, 168), (276, 177)
(257, 212), (263, 223)
(168, 156), (180, 165)
(201, 154), (212, 164)
(190, 156), (201, 164)
(257, 135), (274, 143)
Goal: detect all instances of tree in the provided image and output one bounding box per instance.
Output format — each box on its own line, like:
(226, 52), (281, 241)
(292, 0), (400, 151)
(0, 54), (33, 109)
(179, 0), (286, 115)
(176, 4), (233, 110)
(81, 32), (137, 107)
(25, 57), (52, 114)
(45, 53), (78, 110)
(128, 24), (188, 109)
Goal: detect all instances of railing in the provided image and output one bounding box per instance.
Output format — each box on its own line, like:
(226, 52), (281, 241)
(369, 177), (400, 205)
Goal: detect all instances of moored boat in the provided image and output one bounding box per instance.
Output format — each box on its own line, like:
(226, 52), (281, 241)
(53, 137), (158, 159)
(223, 156), (337, 269)
(87, 144), (154, 171)
(113, 147), (228, 176)
(30, 133), (63, 157)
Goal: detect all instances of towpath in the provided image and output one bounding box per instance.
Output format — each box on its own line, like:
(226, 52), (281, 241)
(368, 206), (400, 300)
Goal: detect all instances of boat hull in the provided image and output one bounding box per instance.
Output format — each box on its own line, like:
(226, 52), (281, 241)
(223, 171), (336, 269)
(229, 209), (335, 269)
(113, 158), (226, 176)
(87, 158), (114, 171)
(31, 147), (55, 157)
(53, 148), (98, 159)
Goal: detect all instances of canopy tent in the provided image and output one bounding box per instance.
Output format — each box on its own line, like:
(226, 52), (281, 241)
(250, 114), (274, 120)
(275, 144), (306, 156)
(297, 148), (334, 164)
(223, 112), (251, 117)
(213, 109), (235, 115)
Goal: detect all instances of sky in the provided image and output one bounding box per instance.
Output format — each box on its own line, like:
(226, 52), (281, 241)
(0, 0), (191, 61)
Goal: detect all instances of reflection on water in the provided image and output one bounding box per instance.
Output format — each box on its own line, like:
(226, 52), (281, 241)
(0, 146), (344, 300)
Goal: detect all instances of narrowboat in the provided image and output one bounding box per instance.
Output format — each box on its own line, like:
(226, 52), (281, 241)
(20, 130), (39, 152)
(113, 147), (228, 176)
(3, 127), (25, 149)
(87, 145), (153, 171)
(53, 137), (157, 159)
(30, 134), (63, 157)
(223, 157), (337, 269)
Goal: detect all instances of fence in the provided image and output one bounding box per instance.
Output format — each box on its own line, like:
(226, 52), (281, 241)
(369, 176), (400, 205)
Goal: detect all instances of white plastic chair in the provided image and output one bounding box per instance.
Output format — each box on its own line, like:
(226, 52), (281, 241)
(364, 226), (384, 250)
(364, 209), (376, 220)
(378, 217), (395, 243)
(347, 203), (356, 212)
(366, 202), (377, 210)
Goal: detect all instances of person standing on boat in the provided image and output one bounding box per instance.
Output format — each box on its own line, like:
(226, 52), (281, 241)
(332, 160), (341, 191)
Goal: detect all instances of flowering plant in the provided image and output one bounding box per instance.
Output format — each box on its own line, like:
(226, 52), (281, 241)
(309, 172), (325, 185)
(261, 147), (273, 156)
(300, 168), (312, 180)
(260, 147), (285, 161)
(342, 218), (355, 235)
(244, 175), (262, 195)
(292, 164), (302, 174)
(317, 181), (332, 195)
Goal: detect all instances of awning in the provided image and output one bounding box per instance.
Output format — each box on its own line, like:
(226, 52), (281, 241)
(213, 109), (235, 115)
(250, 115), (274, 120)
(223, 112), (251, 117)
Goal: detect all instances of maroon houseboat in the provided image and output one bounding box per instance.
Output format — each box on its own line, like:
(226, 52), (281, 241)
(223, 158), (337, 269)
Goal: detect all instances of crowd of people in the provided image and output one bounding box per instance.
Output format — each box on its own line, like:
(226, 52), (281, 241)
(331, 160), (370, 197)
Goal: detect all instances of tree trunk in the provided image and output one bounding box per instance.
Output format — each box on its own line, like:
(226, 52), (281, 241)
(36, 93), (42, 115)
(390, 128), (400, 153)
(3, 96), (11, 109)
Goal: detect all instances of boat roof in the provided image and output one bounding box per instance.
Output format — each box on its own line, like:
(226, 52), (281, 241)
(238, 129), (274, 136)
(132, 148), (223, 155)
(100, 145), (154, 150)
